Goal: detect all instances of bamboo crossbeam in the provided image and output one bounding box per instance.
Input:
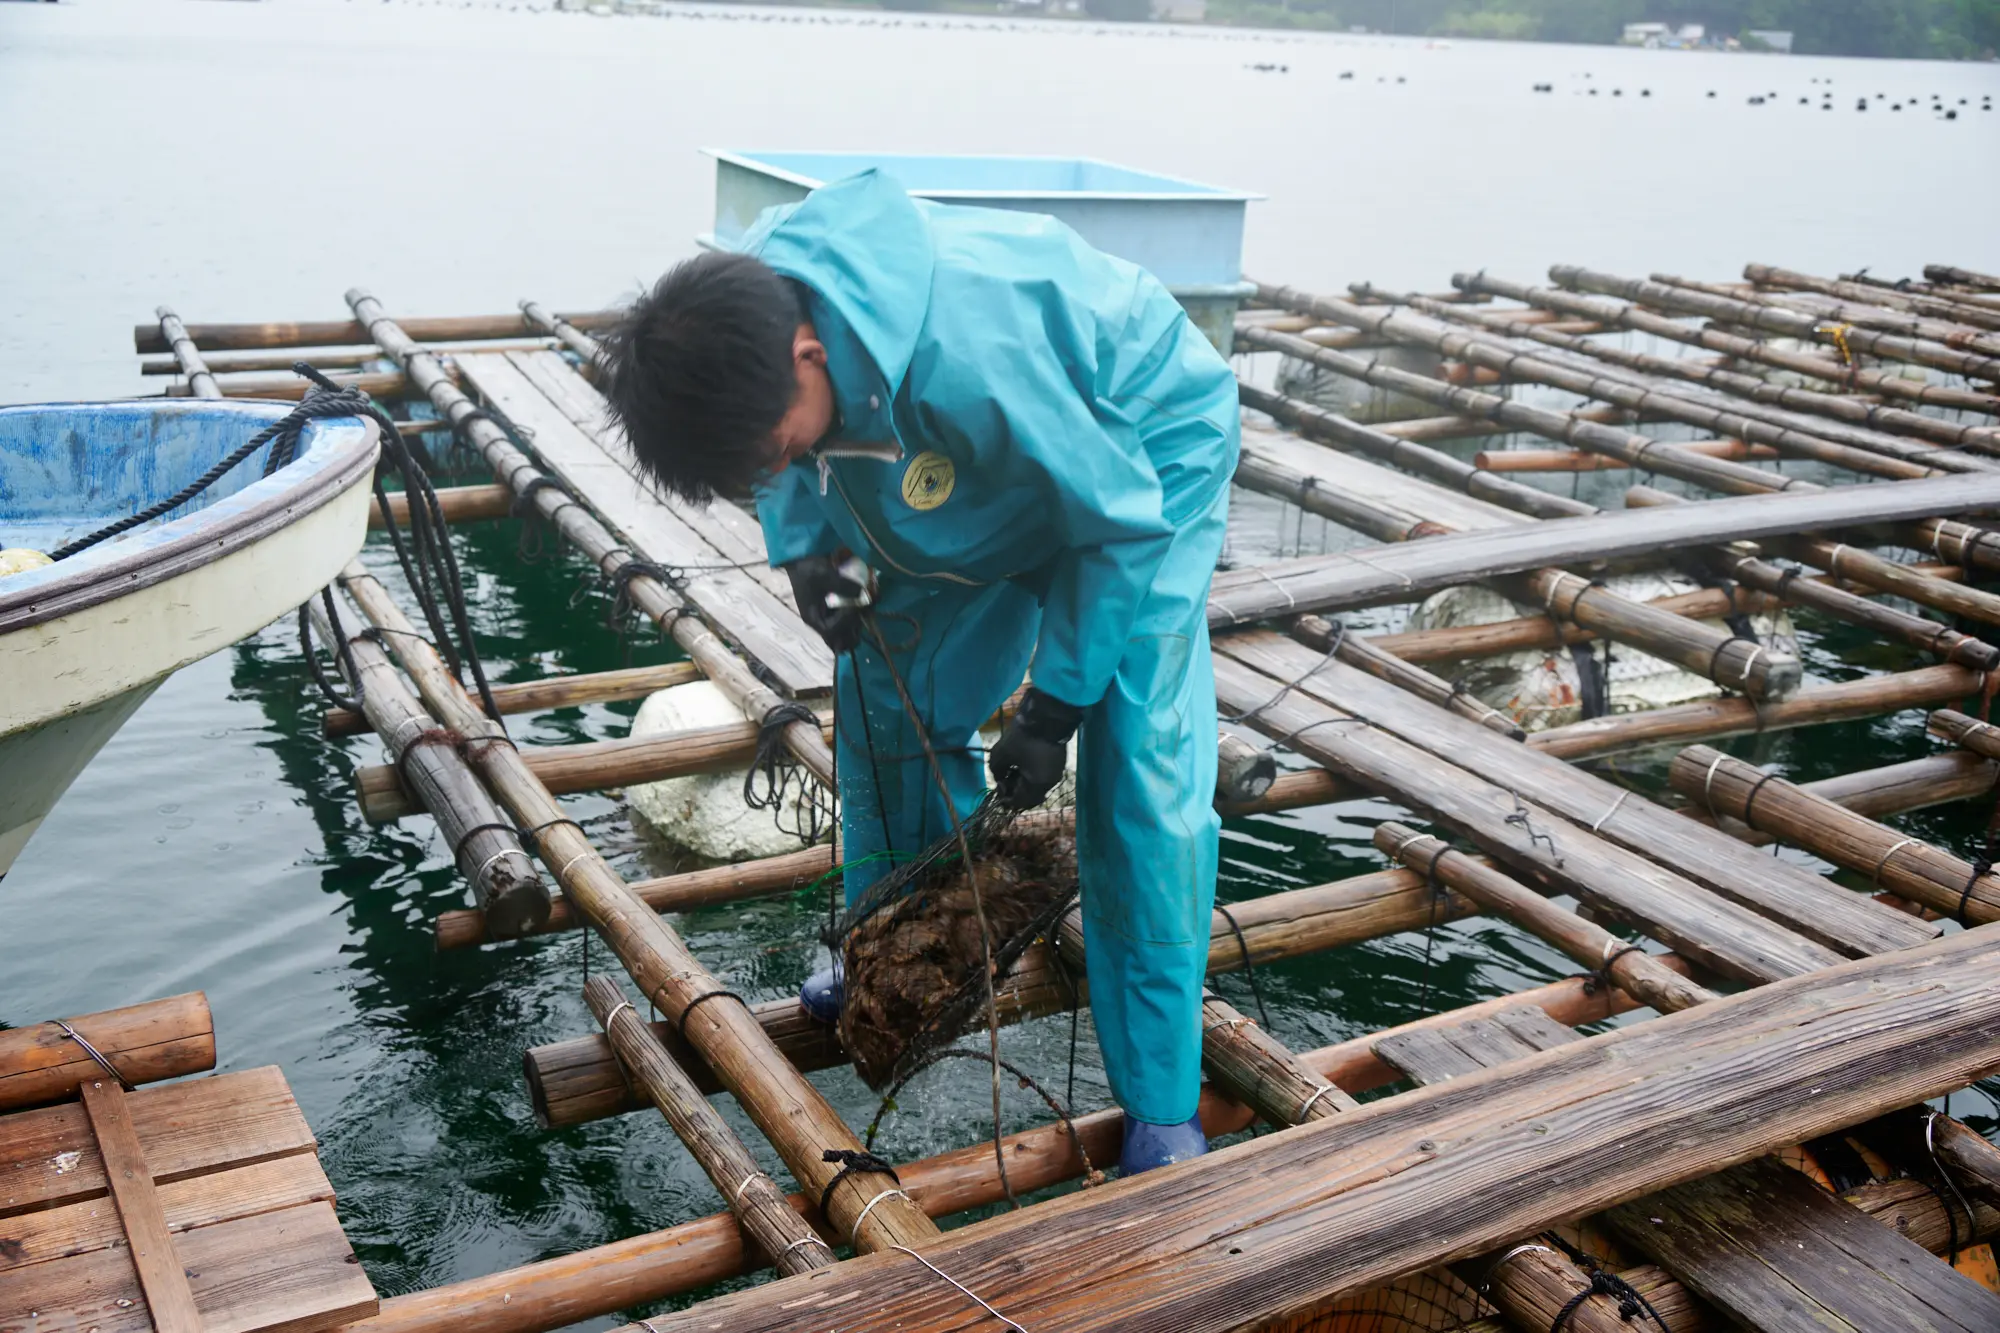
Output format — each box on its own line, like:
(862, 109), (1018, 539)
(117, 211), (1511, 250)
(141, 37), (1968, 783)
(336, 563), (936, 1252)
(0, 993), (216, 1112)
(1377, 825), (1716, 1014)
(1233, 440), (1796, 700)
(1668, 745), (2000, 926)
(345, 290), (833, 789)
(1749, 264), (2000, 336)
(1245, 382), (2000, 672)
(161, 368), (417, 401)
(1532, 663), (1983, 763)
(632, 923), (2000, 1333)
(1199, 993), (1360, 1128)
(131, 309), (622, 355)
(365, 483), (515, 531)
(1477, 440), (1776, 472)
(335, 972), (1656, 1333)
(585, 976), (835, 1276)
(1346, 586), (1778, 662)
(1257, 282), (1983, 481)
(1224, 632), (1931, 958)
(1373, 283), (2000, 454)
(1930, 708), (2000, 765)
(1619, 488), (2000, 666)
(1556, 266), (2000, 385)
(1456, 271), (2000, 420)
(355, 711), (834, 823)
(1689, 752), (1999, 848)
(519, 299), (602, 363)
(326, 660), (700, 738)
(154, 307), (218, 400)
(312, 592), (551, 937)
(1668, 271), (2000, 355)
(138, 337), (561, 376)
(527, 863), (1481, 1128)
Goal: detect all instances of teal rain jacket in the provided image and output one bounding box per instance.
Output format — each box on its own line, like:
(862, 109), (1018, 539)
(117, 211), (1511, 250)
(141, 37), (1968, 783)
(740, 169), (1238, 710)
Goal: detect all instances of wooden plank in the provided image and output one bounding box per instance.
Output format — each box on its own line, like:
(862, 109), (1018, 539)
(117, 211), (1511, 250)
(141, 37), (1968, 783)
(1220, 631), (1937, 958)
(1491, 1005), (1585, 1053)
(0, 1154), (334, 1272)
(77, 1079), (203, 1333)
(504, 352), (798, 607)
(626, 921), (2000, 1333)
(1605, 1156), (2000, 1333)
(0, 1201), (378, 1333)
(453, 354), (831, 694)
(1214, 655), (1843, 985)
(0, 1067), (316, 1218)
(1443, 1017), (1541, 1069)
(1370, 1028), (1486, 1085)
(1205, 472), (2000, 628)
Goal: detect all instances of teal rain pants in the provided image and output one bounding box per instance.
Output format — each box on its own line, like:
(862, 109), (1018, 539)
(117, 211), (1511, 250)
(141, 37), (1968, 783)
(836, 489), (1227, 1127)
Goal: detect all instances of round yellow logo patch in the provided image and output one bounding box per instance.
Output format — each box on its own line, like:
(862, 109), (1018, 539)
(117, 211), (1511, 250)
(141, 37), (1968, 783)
(900, 451), (955, 511)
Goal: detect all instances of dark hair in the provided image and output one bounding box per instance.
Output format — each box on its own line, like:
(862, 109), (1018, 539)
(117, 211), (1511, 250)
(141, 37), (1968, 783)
(595, 251), (803, 502)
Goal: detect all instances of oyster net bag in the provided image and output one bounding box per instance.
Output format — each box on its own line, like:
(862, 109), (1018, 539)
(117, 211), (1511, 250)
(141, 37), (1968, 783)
(827, 797), (1079, 1090)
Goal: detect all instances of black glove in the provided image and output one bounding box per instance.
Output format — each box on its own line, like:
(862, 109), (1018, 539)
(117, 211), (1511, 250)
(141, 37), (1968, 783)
(785, 552), (872, 654)
(988, 687), (1083, 810)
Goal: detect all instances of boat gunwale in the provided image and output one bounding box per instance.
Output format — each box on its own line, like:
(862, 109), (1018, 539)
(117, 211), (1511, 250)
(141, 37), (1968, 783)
(0, 406), (381, 635)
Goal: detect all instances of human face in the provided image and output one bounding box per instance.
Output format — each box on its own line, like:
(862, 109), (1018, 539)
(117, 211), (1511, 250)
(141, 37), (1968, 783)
(762, 324), (836, 473)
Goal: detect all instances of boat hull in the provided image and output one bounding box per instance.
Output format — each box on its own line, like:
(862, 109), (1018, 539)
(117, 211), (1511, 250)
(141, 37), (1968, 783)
(0, 681), (161, 878)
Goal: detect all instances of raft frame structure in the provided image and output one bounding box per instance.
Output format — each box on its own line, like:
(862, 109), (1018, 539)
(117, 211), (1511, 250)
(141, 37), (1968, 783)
(105, 259), (2000, 1333)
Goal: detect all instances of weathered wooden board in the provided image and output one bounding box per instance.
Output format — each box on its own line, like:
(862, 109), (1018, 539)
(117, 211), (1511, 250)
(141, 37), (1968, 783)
(630, 921), (2000, 1333)
(1218, 631), (1938, 958)
(1373, 1007), (1577, 1088)
(1206, 472), (2000, 627)
(78, 1079), (204, 1333)
(1605, 1156), (2000, 1333)
(1213, 654), (1842, 985)
(0, 1201), (377, 1333)
(0, 1066), (316, 1218)
(453, 353), (831, 694)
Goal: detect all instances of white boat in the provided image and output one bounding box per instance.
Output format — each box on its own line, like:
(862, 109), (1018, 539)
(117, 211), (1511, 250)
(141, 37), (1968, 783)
(0, 400), (380, 878)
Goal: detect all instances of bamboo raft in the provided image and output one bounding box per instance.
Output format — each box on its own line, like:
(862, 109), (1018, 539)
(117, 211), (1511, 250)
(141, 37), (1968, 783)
(82, 259), (2000, 1332)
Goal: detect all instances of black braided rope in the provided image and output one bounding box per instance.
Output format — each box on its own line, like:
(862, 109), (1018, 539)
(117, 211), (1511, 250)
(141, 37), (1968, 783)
(676, 988), (748, 1040)
(1213, 903), (1272, 1030)
(818, 1149), (901, 1217)
(1550, 1268), (1671, 1332)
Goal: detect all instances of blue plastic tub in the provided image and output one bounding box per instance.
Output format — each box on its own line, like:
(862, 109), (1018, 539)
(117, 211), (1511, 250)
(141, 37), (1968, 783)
(704, 150), (1259, 350)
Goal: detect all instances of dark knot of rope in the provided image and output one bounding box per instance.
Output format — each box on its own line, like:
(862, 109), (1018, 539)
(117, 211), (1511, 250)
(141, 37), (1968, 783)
(818, 1148), (901, 1216)
(1550, 1267), (1671, 1332)
(744, 701), (819, 807)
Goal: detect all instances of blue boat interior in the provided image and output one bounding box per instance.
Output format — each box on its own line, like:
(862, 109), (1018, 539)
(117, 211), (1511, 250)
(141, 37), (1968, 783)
(726, 151), (1242, 197)
(0, 401), (345, 556)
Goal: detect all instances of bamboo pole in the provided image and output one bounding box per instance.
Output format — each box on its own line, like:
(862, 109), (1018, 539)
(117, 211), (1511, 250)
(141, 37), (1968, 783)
(336, 564), (936, 1252)
(161, 368), (417, 401)
(1368, 282), (2000, 454)
(345, 290), (833, 789)
(1930, 708), (2000, 766)
(519, 299), (603, 363)
(1456, 270), (2000, 420)
(311, 593), (552, 937)
(585, 975), (836, 1276)
(1531, 663), (1984, 763)
(1216, 733), (1278, 804)
(154, 307), (218, 400)
(327, 661), (700, 738)
(131, 309), (623, 355)
(1290, 614), (1526, 735)
(1199, 992), (1360, 1128)
(1619, 487), (2000, 668)
(365, 483), (515, 531)
(355, 712), (834, 823)
(1748, 264), (2000, 336)
(1668, 745), (2000, 925)
(334, 970), (1659, 1333)
(1376, 824), (1717, 1014)
(1928, 264), (2000, 294)
(1233, 435), (1799, 700)
(1351, 585), (1781, 662)
(1477, 440), (1777, 472)
(1668, 271), (2000, 355)
(1689, 752), (1999, 848)
(0, 993), (216, 1111)
(1556, 266), (2000, 384)
(1256, 282), (1985, 481)
(1245, 380), (1997, 675)
(140, 337), (560, 376)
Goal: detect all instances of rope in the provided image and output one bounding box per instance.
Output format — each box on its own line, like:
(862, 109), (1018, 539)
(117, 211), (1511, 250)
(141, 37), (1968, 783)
(1213, 903), (1272, 1029)
(1549, 1268), (1671, 1332)
(818, 1148), (901, 1217)
(1925, 1111), (1978, 1266)
(742, 700), (834, 845)
(676, 988), (748, 1040)
(1222, 622), (1343, 727)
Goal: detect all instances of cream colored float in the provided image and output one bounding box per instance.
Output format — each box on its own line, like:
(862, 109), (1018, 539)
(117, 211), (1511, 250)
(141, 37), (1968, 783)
(0, 401), (380, 877)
